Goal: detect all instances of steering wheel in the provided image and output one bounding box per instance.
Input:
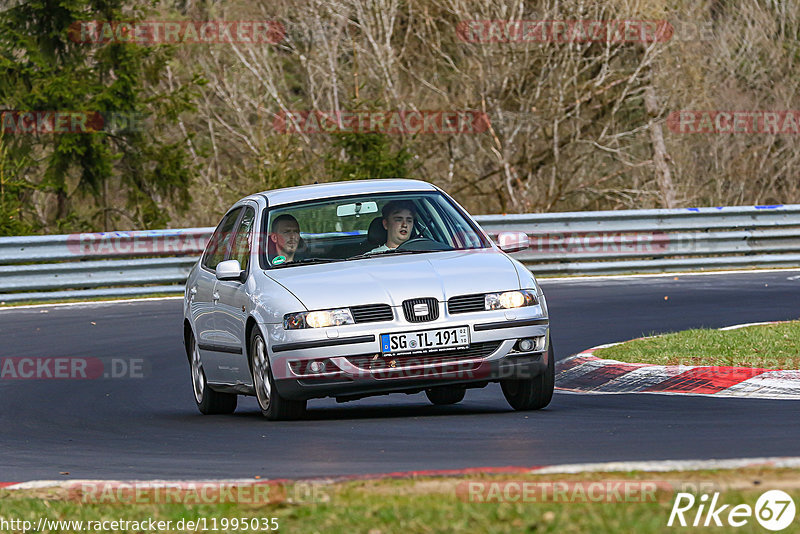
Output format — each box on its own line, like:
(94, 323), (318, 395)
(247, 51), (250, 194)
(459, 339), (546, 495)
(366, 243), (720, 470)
(396, 237), (453, 252)
(396, 237), (428, 249)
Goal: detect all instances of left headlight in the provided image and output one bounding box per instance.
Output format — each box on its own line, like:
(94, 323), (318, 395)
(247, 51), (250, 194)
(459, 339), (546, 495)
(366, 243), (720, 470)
(485, 289), (538, 310)
(284, 308), (355, 330)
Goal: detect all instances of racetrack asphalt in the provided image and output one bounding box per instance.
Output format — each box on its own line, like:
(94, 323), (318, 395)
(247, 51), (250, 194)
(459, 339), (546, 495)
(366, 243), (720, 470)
(1, 270), (798, 480)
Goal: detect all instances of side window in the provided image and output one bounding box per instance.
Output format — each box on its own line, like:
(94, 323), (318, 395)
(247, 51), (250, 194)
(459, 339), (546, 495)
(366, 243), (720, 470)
(202, 207), (242, 271)
(230, 207), (256, 271)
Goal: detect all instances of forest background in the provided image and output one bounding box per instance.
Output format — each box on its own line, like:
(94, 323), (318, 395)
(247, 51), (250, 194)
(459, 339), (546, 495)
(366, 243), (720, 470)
(1, 0), (798, 236)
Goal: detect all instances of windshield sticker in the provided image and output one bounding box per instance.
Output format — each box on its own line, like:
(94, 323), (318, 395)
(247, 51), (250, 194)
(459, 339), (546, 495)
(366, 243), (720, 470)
(272, 255), (286, 265)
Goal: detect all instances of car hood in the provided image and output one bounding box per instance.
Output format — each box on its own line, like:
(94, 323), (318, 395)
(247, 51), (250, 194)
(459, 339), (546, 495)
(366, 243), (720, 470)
(265, 250), (521, 310)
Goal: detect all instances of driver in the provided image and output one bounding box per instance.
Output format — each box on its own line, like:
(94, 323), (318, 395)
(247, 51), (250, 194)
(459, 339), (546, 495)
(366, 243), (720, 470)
(269, 214), (301, 265)
(370, 200), (415, 253)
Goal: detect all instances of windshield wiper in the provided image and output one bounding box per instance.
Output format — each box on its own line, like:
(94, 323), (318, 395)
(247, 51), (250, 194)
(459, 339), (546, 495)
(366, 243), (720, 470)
(270, 257), (340, 268)
(346, 249), (430, 261)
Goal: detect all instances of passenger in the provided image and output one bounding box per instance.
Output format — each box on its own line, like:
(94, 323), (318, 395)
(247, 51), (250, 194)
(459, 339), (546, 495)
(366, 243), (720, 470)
(269, 214), (301, 265)
(370, 200), (416, 253)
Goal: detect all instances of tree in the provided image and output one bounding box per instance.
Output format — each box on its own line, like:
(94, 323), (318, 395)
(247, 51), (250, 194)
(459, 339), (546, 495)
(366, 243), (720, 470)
(0, 130), (33, 235)
(325, 130), (415, 181)
(0, 0), (200, 233)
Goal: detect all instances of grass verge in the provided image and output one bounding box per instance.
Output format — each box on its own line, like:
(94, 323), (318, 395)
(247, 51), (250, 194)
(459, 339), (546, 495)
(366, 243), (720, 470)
(594, 321), (800, 369)
(1, 468), (799, 533)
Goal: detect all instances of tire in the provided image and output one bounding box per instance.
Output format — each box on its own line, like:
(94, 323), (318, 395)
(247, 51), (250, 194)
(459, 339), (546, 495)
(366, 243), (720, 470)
(189, 330), (237, 415)
(249, 328), (306, 421)
(425, 385), (466, 405)
(501, 341), (555, 411)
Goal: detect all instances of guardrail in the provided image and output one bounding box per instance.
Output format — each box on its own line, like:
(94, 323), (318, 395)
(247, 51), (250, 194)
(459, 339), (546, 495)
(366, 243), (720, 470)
(478, 204), (800, 275)
(1, 205), (799, 302)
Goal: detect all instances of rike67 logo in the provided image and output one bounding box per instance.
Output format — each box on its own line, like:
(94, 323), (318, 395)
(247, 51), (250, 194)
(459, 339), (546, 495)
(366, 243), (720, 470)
(668, 490), (796, 531)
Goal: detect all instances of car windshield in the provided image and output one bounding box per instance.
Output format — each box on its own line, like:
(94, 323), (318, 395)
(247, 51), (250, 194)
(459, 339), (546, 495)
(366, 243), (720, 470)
(262, 191), (490, 267)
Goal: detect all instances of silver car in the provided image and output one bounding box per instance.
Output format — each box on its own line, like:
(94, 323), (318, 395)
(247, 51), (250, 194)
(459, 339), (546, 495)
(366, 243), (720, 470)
(183, 179), (552, 420)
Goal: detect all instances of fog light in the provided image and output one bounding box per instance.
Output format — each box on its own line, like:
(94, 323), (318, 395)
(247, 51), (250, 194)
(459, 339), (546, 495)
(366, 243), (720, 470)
(517, 338), (535, 352)
(309, 361), (326, 373)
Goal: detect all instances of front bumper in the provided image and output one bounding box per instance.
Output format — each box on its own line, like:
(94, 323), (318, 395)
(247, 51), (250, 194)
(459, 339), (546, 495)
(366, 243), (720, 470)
(276, 353), (547, 401)
(264, 306), (550, 401)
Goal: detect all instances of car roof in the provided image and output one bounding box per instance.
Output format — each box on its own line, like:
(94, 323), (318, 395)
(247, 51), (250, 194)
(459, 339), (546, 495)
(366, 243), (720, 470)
(248, 179), (438, 207)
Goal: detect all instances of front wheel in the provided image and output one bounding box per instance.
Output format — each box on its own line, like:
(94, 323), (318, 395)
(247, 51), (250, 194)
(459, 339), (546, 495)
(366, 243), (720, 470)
(189, 330), (237, 415)
(250, 329), (306, 421)
(501, 341), (555, 411)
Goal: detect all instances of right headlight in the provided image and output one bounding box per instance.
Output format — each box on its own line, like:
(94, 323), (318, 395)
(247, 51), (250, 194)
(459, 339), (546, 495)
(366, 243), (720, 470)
(485, 289), (538, 310)
(283, 308), (355, 330)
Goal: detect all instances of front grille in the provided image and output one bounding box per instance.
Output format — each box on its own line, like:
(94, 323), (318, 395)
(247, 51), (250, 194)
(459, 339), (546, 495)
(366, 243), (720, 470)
(402, 297), (439, 323)
(351, 303), (394, 323)
(345, 341), (502, 370)
(447, 293), (485, 314)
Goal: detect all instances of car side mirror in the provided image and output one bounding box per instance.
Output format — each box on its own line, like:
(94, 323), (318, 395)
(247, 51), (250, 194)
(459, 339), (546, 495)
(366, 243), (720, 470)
(497, 231), (530, 253)
(216, 259), (244, 282)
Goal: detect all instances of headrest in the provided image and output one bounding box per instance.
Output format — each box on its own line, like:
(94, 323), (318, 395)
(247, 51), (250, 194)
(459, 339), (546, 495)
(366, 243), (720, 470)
(367, 217), (387, 245)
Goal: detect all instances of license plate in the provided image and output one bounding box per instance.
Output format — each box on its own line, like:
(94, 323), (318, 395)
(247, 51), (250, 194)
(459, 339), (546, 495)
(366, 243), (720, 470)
(381, 326), (470, 355)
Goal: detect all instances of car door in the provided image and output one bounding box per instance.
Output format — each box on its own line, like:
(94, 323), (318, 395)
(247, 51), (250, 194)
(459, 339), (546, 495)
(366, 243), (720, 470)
(190, 206), (242, 364)
(205, 204), (257, 385)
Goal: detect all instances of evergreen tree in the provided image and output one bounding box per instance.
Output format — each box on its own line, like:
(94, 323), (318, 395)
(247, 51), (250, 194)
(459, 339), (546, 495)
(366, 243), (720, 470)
(0, 0), (200, 233)
(325, 131), (415, 182)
